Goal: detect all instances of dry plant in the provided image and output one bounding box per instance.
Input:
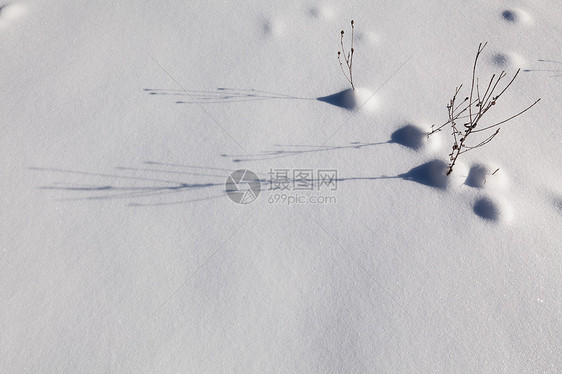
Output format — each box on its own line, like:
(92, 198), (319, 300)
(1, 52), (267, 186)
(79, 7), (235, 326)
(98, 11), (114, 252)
(337, 20), (355, 90)
(428, 42), (540, 175)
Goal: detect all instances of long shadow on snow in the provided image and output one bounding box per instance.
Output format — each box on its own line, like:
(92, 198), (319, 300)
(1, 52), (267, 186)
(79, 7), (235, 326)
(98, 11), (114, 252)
(221, 124), (428, 163)
(145, 87), (363, 110)
(523, 59), (562, 78)
(30, 165), (229, 206)
(31, 159), (448, 207)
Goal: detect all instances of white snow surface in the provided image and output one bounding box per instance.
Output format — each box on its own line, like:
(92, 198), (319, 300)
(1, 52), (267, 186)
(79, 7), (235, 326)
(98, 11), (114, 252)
(1, 0), (561, 372)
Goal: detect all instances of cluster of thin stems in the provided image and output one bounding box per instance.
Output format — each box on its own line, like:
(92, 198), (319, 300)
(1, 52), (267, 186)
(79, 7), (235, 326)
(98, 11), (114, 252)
(428, 42), (540, 175)
(337, 20), (355, 90)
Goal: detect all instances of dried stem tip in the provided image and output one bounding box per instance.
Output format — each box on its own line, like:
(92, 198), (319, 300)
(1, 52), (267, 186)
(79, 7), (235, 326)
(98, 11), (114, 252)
(337, 20), (356, 90)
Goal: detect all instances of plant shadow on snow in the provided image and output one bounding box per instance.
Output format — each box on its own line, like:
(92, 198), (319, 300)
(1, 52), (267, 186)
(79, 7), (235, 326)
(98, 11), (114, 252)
(389, 124), (428, 151)
(221, 141), (389, 163)
(144, 88), (312, 104)
(31, 120), (453, 206)
(29, 165), (230, 207)
(31, 157), (451, 207)
(145, 87), (364, 110)
(221, 123), (429, 163)
(523, 59), (562, 78)
(32, 118), (451, 206)
(551, 195), (562, 216)
(317, 89), (359, 110)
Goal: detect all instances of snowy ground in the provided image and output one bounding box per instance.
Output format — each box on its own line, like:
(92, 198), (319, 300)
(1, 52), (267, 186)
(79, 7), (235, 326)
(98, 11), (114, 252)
(1, 1), (561, 372)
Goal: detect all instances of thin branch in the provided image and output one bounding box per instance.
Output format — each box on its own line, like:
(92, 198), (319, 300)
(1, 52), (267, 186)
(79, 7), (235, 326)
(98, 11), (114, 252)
(469, 42), (487, 125)
(337, 20), (356, 90)
(472, 98), (541, 133)
(349, 20), (354, 90)
(461, 129), (500, 152)
(493, 68), (521, 100)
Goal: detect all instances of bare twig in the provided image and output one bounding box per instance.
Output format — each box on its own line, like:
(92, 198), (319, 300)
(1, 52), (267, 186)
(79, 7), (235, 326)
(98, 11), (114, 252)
(337, 20), (356, 90)
(427, 42), (540, 175)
